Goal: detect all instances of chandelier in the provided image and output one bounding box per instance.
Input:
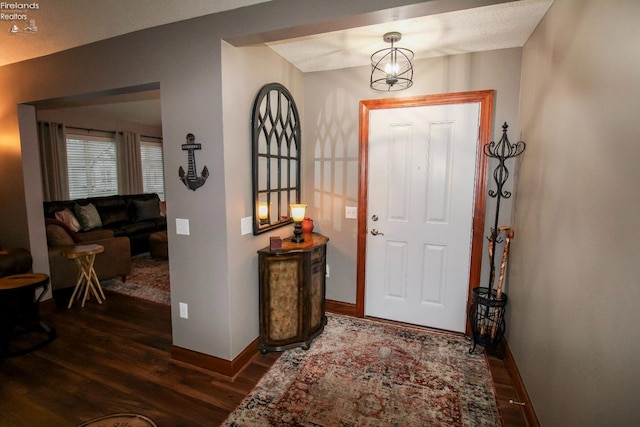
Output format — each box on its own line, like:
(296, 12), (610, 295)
(370, 32), (414, 91)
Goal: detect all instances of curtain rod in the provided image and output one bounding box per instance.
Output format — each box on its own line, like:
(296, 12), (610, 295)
(65, 125), (163, 140)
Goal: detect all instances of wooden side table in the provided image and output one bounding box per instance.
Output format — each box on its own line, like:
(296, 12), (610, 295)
(0, 273), (57, 357)
(61, 244), (106, 308)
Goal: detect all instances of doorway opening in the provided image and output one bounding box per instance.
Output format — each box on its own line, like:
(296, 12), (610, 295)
(27, 83), (171, 314)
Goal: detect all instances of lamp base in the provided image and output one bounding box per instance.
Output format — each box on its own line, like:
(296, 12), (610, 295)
(292, 223), (304, 243)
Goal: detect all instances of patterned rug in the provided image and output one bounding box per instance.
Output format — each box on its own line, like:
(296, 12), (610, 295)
(102, 253), (170, 305)
(223, 315), (502, 427)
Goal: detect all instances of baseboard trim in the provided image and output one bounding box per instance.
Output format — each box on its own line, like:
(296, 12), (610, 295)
(501, 339), (540, 426)
(169, 300), (358, 378)
(325, 299), (357, 316)
(171, 337), (260, 380)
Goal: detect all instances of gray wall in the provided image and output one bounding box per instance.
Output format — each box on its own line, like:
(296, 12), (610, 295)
(220, 41), (304, 356)
(304, 48), (523, 303)
(511, 0), (640, 424)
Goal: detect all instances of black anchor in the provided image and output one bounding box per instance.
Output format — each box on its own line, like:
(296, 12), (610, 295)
(178, 133), (209, 191)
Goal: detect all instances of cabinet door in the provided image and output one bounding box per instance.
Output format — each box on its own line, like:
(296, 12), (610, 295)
(308, 246), (326, 333)
(260, 254), (305, 348)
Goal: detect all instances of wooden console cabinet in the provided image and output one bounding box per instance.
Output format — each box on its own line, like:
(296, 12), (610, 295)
(258, 233), (329, 353)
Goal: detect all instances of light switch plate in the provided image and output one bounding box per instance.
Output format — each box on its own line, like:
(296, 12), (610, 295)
(176, 218), (190, 235)
(241, 216), (253, 235)
(345, 206), (357, 219)
(179, 302), (188, 319)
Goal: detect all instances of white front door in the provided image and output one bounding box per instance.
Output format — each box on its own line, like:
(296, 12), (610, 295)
(365, 102), (480, 332)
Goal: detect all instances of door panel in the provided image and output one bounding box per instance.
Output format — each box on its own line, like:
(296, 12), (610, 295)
(425, 123), (453, 223)
(422, 243), (446, 304)
(384, 240), (407, 300)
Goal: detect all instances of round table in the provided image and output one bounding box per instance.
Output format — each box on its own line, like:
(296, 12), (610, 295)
(0, 273), (57, 357)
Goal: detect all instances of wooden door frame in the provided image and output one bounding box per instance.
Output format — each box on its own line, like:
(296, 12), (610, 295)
(356, 90), (494, 333)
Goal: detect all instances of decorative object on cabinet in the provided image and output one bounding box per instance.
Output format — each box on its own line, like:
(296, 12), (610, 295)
(301, 217), (314, 234)
(178, 133), (209, 191)
(252, 83), (301, 235)
(469, 122), (525, 355)
(258, 233), (329, 353)
(269, 237), (282, 251)
(289, 204), (307, 243)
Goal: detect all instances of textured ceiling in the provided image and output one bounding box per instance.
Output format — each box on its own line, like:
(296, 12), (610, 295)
(267, 0), (553, 72)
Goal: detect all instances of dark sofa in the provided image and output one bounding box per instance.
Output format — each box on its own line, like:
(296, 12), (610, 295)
(43, 193), (167, 255)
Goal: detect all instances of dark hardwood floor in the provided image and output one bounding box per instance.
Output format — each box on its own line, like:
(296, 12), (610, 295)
(0, 292), (527, 426)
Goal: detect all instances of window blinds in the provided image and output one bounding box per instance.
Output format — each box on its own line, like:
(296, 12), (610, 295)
(140, 140), (165, 201)
(66, 135), (118, 199)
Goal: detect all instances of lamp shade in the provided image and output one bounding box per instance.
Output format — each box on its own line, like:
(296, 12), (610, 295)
(290, 204), (307, 222)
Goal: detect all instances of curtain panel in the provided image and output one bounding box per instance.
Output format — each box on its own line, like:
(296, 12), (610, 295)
(116, 131), (143, 195)
(38, 121), (69, 201)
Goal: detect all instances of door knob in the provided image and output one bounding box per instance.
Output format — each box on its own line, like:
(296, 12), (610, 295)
(370, 229), (384, 236)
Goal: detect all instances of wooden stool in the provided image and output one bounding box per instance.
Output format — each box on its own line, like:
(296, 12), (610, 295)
(61, 244), (105, 308)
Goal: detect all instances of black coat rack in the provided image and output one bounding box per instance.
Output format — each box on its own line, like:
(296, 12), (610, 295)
(484, 122), (526, 293)
(469, 122), (525, 354)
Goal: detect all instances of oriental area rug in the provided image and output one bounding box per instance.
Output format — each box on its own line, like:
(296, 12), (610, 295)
(102, 253), (170, 305)
(223, 315), (502, 427)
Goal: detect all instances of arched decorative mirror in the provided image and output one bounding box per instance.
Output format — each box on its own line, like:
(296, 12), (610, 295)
(252, 83), (301, 235)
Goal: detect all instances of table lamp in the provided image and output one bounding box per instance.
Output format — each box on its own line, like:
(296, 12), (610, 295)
(290, 204), (307, 243)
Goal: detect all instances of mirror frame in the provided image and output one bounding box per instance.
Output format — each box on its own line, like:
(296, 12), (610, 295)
(252, 83), (301, 235)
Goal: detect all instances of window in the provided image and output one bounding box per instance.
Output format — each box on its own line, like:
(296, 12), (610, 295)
(66, 134), (118, 199)
(140, 139), (165, 201)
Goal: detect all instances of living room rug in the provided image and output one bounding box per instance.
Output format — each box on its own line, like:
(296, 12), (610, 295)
(102, 253), (170, 305)
(223, 315), (501, 427)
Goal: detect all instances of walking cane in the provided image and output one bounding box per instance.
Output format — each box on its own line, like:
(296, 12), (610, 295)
(491, 227), (514, 339)
(480, 233), (496, 336)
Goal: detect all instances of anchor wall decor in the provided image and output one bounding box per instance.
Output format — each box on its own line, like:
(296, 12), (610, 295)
(178, 133), (209, 191)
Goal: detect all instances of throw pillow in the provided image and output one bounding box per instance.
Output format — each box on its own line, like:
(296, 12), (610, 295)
(54, 208), (81, 232)
(100, 208), (129, 227)
(74, 203), (103, 231)
(133, 199), (161, 222)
